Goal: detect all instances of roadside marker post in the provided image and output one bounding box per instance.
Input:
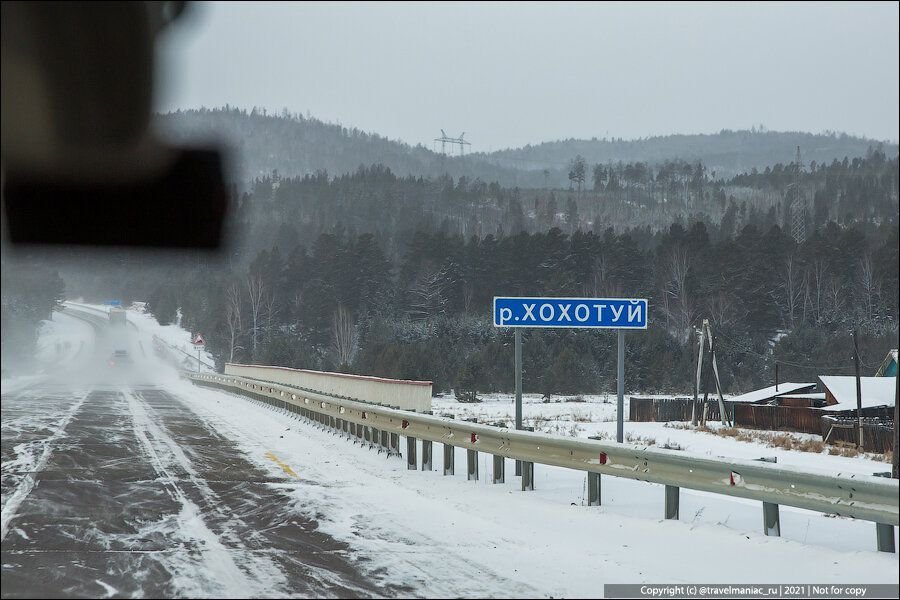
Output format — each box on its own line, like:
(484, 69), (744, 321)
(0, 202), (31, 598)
(192, 332), (206, 373)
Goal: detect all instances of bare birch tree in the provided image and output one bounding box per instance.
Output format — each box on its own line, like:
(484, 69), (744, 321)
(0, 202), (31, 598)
(775, 254), (804, 329)
(331, 304), (358, 369)
(246, 274), (266, 357)
(856, 253), (881, 325)
(810, 259), (828, 324)
(585, 253), (623, 297)
(660, 246), (693, 342)
(264, 292), (279, 343)
(825, 274), (845, 323)
(224, 283), (243, 363)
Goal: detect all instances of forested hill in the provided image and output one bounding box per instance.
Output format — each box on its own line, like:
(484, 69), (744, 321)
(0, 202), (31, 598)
(157, 107), (543, 187)
(156, 108), (896, 186)
(478, 130), (898, 179)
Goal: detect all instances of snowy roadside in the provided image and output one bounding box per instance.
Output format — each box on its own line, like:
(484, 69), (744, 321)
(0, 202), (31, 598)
(35, 310), (95, 367)
(162, 376), (898, 596)
(2, 310), (96, 392)
(124, 308), (216, 369)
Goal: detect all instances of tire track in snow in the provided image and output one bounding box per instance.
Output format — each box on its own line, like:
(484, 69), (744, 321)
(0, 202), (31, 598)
(123, 387), (292, 598)
(174, 383), (542, 598)
(1, 389), (90, 541)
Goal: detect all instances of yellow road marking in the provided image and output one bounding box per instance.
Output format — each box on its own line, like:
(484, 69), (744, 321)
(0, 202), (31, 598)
(264, 451), (298, 478)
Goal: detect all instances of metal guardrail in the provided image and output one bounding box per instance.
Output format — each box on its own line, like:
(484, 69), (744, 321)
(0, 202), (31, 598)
(225, 363), (432, 412)
(188, 372), (899, 552)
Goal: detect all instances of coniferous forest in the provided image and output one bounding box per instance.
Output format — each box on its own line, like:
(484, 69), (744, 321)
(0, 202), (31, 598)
(31, 119), (897, 398)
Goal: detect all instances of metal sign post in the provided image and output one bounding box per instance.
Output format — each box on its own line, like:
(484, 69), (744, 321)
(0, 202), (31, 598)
(493, 297), (648, 446)
(515, 328), (522, 475)
(617, 328), (624, 443)
(192, 333), (205, 373)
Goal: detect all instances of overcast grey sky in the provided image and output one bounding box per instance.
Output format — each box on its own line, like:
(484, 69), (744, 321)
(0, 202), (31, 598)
(157, 1), (900, 151)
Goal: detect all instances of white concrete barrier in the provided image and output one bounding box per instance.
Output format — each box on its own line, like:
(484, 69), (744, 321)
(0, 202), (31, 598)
(223, 363), (432, 412)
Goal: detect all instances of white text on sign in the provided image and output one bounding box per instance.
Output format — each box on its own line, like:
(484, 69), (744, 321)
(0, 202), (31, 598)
(493, 297), (648, 329)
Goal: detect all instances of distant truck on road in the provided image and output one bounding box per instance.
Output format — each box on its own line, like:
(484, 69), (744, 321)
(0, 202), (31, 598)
(109, 307), (127, 327)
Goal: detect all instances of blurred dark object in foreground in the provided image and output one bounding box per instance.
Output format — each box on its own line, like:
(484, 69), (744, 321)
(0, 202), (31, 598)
(1, 1), (228, 249)
(4, 149), (227, 248)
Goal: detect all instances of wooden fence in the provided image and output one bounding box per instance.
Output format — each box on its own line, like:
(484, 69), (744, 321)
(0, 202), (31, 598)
(821, 416), (896, 454)
(630, 397), (895, 452)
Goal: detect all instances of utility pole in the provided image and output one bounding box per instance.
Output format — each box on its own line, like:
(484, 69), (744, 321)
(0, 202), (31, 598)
(692, 325), (705, 426)
(775, 362), (779, 392)
(853, 330), (863, 451)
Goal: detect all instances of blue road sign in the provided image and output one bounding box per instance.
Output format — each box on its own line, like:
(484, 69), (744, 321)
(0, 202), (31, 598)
(103, 299), (122, 306)
(493, 297), (648, 329)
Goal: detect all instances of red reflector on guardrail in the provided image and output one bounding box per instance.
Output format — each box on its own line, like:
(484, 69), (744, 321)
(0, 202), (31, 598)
(598, 452), (607, 465)
(402, 420), (409, 429)
(471, 433), (478, 443)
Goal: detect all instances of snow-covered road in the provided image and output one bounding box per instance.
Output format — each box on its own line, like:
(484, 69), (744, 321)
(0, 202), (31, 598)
(1, 381), (397, 598)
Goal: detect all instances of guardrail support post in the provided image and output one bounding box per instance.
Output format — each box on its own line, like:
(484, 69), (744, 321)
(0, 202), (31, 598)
(493, 455), (505, 483)
(876, 523), (896, 553)
(588, 472), (601, 506)
(381, 430), (389, 452)
(390, 433), (400, 456)
(372, 427), (381, 452)
(665, 485), (679, 520)
(763, 501), (781, 537)
(521, 461), (534, 491)
(407, 437), (417, 470)
(443, 444), (455, 475)
(467, 449), (479, 481)
(422, 440), (432, 471)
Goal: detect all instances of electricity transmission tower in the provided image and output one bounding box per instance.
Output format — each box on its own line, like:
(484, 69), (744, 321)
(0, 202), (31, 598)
(789, 146), (807, 244)
(433, 130), (471, 156)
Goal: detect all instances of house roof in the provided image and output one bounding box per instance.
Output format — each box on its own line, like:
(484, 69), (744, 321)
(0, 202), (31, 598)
(875, 349), (898, 377)
(777, 392), (827, 400)
(728, 382), (816, 404)
(818, 376), (896, 412)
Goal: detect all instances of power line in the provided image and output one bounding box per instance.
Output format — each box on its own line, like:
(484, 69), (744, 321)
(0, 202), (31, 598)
(713, 329), (860, 373)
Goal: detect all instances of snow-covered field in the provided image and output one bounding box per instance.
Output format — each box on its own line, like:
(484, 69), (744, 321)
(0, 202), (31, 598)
(431, 393), (893, 477)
